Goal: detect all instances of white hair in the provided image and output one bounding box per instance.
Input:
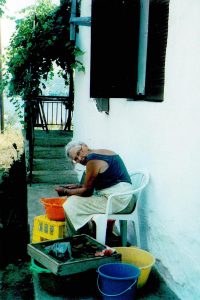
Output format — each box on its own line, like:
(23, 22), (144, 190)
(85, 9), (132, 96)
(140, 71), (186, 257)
(65, 141), (85, 157)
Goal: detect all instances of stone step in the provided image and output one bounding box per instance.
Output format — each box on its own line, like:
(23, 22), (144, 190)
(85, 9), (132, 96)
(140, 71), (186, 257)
(31, 130), (75, 184)
(34, 129), (73, 138)
(32, 170), (79, 184)
(33, 147), (67, 159)
(34, 136), (72, 147)
(33, 158), (74, 171)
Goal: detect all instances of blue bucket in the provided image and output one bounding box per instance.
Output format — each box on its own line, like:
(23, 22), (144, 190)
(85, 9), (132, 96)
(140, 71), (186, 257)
(97, 262), (140, 300)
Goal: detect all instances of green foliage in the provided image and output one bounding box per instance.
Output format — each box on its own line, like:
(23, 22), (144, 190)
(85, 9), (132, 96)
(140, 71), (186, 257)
(1, 0), (84, 101)
(0, 0), (6, 16)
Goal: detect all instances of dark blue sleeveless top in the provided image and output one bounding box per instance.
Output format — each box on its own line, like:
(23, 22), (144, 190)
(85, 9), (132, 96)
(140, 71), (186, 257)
(85, 153), (131, 190)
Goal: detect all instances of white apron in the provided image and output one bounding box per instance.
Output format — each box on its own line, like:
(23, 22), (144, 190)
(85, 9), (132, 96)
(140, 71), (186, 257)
(63, 182), (135, 233)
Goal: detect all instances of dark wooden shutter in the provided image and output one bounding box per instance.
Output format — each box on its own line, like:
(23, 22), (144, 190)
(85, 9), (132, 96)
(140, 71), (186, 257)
(144, 0), (170, 101)
(90, 0), (140, 98)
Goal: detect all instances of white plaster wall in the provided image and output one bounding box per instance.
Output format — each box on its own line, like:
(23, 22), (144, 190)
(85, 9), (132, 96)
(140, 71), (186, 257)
(73, 1), (200, 299)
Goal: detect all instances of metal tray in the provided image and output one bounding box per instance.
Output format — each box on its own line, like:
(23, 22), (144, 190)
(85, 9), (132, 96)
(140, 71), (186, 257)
(28, 234), (121, 276)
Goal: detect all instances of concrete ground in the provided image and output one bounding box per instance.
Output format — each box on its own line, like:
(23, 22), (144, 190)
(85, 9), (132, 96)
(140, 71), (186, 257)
(0, 183), (180, 300)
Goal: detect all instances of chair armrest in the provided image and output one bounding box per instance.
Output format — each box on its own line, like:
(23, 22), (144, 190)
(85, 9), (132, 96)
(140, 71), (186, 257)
(105, 172), (150, 215)
(106, 190), (135, 215)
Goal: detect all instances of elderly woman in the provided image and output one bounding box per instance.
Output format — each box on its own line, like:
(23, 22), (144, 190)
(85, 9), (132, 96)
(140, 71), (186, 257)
(55, 141), (135, 236)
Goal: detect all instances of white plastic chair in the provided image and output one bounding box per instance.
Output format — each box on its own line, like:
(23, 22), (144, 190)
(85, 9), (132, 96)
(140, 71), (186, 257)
(92, 171), (150, 247)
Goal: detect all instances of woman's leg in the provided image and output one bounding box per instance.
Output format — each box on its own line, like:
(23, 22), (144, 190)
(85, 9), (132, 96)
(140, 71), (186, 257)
(63, 194), (108, 233)
(64, 212), (77, 237)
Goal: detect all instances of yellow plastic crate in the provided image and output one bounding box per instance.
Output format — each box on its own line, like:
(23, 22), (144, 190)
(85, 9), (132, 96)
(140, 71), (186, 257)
(32, 234), (48, 243)
(32, 215), (66, 243)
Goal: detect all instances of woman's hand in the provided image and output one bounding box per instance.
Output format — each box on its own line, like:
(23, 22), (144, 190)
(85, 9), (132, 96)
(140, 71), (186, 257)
(55, 186), (68, 196)
(55, 184), (82, 196)
(55, 184), (91, 197)
(64, 184), (81, 189)
(59, 184), (81, 189)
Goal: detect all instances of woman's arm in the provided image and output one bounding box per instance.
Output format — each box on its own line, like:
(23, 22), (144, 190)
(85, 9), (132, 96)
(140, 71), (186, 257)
(62, 160), (103, 196)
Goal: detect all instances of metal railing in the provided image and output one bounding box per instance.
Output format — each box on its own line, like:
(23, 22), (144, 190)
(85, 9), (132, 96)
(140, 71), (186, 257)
(31, 95), (73, 131)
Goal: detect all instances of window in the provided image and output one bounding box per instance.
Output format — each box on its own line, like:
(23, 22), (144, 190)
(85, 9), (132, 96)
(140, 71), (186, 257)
(90, 0), (170, 101)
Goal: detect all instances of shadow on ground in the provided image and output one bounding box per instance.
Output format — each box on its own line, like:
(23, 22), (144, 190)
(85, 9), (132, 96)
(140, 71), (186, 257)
(0, 258), (180, 300)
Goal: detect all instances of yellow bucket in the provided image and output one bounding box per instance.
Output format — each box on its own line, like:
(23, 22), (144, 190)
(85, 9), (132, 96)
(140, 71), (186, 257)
(115, 247), (155, 288)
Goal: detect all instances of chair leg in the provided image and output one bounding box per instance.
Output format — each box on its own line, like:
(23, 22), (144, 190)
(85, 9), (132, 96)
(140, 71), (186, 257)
(93, 215), (107, 245)
(133, 218), (141, 247)
(120, 220), (127, 246)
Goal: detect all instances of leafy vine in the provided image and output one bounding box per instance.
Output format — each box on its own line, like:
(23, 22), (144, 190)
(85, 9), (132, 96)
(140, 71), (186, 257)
(1, 0), (83, 121)
(0, 0), (6, 16)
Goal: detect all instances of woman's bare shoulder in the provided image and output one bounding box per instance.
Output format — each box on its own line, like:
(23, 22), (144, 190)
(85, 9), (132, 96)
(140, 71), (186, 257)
(93, 149), (116, 155)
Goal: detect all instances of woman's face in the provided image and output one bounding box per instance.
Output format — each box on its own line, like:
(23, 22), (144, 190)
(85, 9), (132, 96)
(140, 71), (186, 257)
(69, 144), (88, 165)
